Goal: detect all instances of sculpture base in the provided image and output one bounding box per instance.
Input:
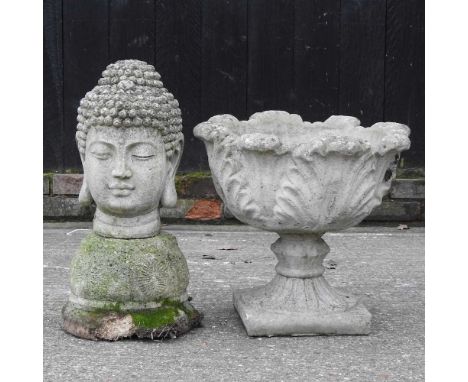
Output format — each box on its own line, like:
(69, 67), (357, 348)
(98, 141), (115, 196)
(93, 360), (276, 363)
(63, 299), (202, 341)
(63, 232), (202, 340)
(233, 275), (371, 336)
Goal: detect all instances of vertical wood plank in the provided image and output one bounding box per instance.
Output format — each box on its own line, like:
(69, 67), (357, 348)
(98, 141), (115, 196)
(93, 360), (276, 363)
(63, 0), (109, 170)
(385, 0), (424, 167)
(294, 0), (340, 122)
(247, 0), (295, 116)
(201, 0), (248, 121)
(339, 0), (386, 126)
(48, 0), (424, 171)
(43, 0), (63, 171)
(156, 0), (203, 171)
(109, 0), (155, 63)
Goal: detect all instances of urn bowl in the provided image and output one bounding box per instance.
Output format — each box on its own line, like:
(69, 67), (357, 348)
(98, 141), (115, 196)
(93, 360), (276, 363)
(194, 111), (410, 233)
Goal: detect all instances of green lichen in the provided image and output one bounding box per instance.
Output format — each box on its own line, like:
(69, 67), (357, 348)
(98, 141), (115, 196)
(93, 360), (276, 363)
(43, 172), (55, 181)
(72, 299), (192, 329)
(177, 171), (211, 179)
(80, 231), (175, 254)
(63, 298), (202, 339)
(129, 299), (199, 328)
(64, 168), (82, 174)
(175, 171), (212, 195)
(131, 306), (179, 328)
(396, 167), (425, 179)
(98, 302), (122, 312)
(71, 232), (189, 302)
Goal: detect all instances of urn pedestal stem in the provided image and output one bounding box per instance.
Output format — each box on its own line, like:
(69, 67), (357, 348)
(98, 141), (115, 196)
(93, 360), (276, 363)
(233, 234), (372, 336)
(273, 234), (328, 278)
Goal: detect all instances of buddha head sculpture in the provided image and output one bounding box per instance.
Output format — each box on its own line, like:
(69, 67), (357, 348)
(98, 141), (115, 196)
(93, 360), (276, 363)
(76, 60), (183, 238)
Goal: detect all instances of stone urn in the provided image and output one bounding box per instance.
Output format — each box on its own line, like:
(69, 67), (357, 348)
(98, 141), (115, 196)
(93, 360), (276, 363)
(194, 111), (410, 336)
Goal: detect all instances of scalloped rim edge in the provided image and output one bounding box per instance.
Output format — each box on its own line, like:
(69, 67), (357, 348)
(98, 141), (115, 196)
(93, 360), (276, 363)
(193, 111), (410, 156)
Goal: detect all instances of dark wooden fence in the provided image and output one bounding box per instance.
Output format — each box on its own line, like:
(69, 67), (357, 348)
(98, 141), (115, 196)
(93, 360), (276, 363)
(44, 0), (424, 172)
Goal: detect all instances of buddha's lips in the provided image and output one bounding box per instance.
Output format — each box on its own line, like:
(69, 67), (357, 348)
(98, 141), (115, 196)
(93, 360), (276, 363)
(108, 183), (135, 191)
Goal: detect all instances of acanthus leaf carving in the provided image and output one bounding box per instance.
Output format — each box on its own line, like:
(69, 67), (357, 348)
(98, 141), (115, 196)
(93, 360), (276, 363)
(214, 139), (261, 222)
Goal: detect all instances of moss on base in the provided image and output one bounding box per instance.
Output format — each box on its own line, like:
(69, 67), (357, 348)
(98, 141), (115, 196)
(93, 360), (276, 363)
(64, 232), (202, 340)
(62, 299), (202, 341)
(70, 232), (189, 302)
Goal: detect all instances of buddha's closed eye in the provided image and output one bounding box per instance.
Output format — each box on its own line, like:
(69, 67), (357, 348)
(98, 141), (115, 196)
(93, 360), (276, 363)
(132, 154), (155, 160)
(90, 142), (113, 160)
(130, 143), (157, 160)
(91, 150), (112, 160)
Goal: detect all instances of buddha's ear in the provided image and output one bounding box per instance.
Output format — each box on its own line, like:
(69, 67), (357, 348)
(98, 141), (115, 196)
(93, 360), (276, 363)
(161, 140), (183, 208)
(78, 152), (93, 207)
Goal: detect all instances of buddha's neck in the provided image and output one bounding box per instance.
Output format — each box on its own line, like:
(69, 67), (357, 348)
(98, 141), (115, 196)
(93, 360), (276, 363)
(93, 208), (160, 239)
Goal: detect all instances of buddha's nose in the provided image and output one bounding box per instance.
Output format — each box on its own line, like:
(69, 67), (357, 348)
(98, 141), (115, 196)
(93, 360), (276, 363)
(111, 156), (132, 179)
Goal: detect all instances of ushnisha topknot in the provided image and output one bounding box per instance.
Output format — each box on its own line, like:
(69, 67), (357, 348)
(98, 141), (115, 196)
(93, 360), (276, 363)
(76, 59), (183, 157)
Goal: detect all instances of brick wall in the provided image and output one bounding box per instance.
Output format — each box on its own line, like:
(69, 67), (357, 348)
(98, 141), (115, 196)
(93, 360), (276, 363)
(43, 172), (425, 223)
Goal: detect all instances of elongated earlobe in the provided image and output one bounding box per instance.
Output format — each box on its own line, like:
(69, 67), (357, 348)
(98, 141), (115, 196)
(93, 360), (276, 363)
(160, 141), (183, 208)
(161, 182), (177, 208)
(77, 150), (93, 206)
(78, 177), (93, 206)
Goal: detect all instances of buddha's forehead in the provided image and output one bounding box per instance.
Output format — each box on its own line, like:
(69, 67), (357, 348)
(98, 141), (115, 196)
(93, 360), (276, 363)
(87, 126), (163, 145)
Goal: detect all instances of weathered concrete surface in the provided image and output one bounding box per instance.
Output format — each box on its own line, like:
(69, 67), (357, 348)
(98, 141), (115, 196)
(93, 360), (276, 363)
(44, 225), (424, 382)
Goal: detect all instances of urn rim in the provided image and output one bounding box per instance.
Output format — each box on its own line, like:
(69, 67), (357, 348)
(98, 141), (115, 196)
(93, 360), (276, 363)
(194, 110), (410, 157)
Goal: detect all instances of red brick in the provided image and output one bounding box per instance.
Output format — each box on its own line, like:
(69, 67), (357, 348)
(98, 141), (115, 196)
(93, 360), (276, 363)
(185, 199), (222, 221)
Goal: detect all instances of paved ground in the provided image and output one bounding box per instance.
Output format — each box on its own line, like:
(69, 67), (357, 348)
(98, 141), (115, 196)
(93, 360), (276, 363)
(44, 224), (424, 382)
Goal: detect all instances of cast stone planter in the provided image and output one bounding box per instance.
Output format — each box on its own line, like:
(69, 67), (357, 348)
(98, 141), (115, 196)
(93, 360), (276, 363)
(194, 111), (410, 336)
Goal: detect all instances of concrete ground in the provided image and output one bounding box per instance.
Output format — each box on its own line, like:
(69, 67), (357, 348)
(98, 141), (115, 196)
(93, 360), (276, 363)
(44, 224), (424, 382)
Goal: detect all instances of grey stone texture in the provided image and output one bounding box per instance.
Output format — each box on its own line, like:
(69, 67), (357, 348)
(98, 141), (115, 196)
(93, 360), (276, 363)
(63, 232), (201, 340)
(43, 175), (50, 195)
(43, 196), (95, 219)
(62, 60), (200, 340)
(233, 233), (373, 336)
(76, 59), (183, 239)
(52, 174), (83, 195)
(223, 203), (234, 219)
(160, 199), (196, 219)
(224, 198), (423, 223)
(390, 179), (425, 199)
(194, 111), (411, 336)
(194, 112), (411, 233)
(44, 225), (424, 381)
(70, 233), (190, 302)
(367, 200), (422, 221)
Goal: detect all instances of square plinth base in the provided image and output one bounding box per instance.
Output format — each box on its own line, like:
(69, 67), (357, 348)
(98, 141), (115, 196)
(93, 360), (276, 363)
(233, 288), (372, 337)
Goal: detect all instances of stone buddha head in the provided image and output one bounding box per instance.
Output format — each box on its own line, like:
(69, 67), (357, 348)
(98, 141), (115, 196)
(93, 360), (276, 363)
(76, 60), (183, 239)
